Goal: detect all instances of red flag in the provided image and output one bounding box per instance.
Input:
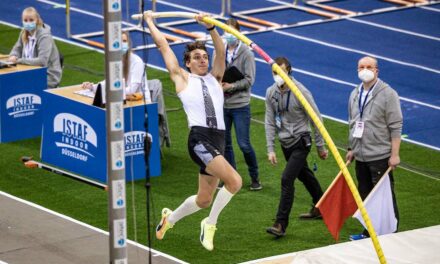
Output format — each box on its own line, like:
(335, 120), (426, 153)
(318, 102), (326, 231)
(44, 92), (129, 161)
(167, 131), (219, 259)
(316, 173), (357, 240)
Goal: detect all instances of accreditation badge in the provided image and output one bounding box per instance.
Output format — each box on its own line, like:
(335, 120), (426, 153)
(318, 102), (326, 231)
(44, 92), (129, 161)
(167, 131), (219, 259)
(275, 114), (282, 130)
(353, 121), (364, 138)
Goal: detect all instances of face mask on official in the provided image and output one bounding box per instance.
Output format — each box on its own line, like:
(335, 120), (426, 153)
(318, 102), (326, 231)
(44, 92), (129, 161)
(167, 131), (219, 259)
(223, 32), (238, 46)
(358, 69), (375, 83)
(121, 42), (129, 54)
(273, 74), (284, 87)
(23, 21), (36, 32)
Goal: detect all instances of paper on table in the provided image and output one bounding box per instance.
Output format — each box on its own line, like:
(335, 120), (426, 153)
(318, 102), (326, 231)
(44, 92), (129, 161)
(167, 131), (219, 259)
(74, 89), (95, 98)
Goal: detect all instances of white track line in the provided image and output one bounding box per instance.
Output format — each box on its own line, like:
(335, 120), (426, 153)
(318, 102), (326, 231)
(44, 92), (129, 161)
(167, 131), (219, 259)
(348, 17), (440, 41)
(273, 29), (440, 74)
(0, 190), (188, 264)
(419, 6), (440, 12)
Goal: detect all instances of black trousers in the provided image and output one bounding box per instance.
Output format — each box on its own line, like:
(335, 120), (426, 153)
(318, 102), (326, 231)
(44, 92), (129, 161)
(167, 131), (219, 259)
(275, 137), (324, 229)
(355, 158), (399, 234)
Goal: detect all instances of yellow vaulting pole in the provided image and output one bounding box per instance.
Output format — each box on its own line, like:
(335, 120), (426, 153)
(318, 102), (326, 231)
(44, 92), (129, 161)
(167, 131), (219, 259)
(65, 0), (71, 38)
(132, 11), (387, 263)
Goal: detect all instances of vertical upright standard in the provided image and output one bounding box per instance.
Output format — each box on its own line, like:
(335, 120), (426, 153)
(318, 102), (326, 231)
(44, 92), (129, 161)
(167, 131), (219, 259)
(103, 0), (127, 263)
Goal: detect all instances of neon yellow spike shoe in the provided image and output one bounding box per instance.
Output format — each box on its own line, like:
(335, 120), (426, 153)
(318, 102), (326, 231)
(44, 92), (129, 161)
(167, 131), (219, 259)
(200, 217), (217, 251)
(156, 208), (173, 240)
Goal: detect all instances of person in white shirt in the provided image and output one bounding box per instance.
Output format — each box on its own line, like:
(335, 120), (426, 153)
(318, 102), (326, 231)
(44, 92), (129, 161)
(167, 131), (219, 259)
(144, 12), (242, 251)
(81, 31), (151, 102)
(8, 7), (62, 88)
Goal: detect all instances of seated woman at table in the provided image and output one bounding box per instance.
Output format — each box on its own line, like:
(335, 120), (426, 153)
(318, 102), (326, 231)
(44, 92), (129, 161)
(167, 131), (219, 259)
(81, 31), (151, 102)
(8, 7), (62, 88)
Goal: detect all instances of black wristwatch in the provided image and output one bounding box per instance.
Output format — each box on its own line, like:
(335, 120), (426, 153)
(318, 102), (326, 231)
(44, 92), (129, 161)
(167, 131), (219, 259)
(206, 26), (215, 31)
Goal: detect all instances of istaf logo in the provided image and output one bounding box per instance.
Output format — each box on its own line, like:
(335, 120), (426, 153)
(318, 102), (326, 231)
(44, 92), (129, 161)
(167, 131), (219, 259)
(6, 93), (41, 118)
(124, 131), (152, 157)
(53, 113), (97, 162)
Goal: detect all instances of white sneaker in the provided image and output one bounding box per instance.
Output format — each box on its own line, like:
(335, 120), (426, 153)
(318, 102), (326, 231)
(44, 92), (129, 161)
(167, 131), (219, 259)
(200, 217), (217, 251)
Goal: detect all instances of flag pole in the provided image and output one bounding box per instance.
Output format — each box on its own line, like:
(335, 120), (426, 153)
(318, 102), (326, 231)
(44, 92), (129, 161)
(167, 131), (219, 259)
(315, 161), (350, 208)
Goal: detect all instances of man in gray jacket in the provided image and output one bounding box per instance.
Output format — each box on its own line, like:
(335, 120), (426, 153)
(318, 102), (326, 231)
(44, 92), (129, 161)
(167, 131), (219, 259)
(9, 7), (62, 88)
(265, 57), (328, 237)
(346, 56), (402, 241)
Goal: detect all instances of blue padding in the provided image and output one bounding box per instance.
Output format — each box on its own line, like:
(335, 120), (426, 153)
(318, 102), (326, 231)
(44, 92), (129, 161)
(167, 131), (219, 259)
(358, 8), (440, 37)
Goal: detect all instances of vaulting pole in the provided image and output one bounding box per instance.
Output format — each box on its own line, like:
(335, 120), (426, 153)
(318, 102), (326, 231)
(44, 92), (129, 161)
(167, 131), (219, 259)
(132, 11), (388, 264)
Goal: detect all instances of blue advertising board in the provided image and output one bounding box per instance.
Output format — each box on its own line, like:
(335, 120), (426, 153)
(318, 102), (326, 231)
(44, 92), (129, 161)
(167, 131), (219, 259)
(0, 65), (47, 142)
(41, 86), (161, 183)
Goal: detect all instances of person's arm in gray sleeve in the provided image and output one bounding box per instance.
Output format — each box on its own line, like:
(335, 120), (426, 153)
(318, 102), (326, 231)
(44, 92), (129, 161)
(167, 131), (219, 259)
(17, 35), (52, 66)
(386, 89), (403, 168)
(228, 51), (255, 92)
(302, 88), (325, 151)
(9, 33), (24, 58)
(265, 88), (277, 153)
(386, 89), (403, 138)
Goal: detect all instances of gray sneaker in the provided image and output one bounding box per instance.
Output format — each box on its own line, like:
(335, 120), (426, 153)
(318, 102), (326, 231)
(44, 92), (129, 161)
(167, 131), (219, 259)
(250, 181), (262, 191)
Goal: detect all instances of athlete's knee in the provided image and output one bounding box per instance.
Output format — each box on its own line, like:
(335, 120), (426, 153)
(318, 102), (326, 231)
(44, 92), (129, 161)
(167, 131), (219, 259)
(196, 196), (212, 208)
(225, 173), (242, 194)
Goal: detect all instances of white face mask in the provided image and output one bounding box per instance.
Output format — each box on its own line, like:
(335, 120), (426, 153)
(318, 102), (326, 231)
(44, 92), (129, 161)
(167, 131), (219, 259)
(121, 42), (129, 54)
(358, 69), (375, 83)
(23, 21), (36, 32)
(273, 75), (284, 87)
(223, 32), (238, 46)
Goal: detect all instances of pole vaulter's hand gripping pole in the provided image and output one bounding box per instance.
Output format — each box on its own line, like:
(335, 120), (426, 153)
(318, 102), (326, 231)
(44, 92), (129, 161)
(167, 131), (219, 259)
(132, 11), (387, 264)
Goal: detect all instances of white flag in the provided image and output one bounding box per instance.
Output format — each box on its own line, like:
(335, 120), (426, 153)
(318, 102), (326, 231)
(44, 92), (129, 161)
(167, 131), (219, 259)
(353, 172), (397, 235)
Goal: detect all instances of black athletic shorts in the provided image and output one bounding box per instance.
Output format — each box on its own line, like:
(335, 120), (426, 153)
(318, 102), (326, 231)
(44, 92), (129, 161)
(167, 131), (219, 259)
(188, 126), (225, 176)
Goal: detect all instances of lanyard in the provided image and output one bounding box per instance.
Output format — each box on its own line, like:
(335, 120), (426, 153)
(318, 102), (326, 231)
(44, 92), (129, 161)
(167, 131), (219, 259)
(277, 90), (291, 114)
(285, 90), (291, 112)
(358, 86), (372, 119)
(225, 42), (240, 65)
(24, 37), (36, 59)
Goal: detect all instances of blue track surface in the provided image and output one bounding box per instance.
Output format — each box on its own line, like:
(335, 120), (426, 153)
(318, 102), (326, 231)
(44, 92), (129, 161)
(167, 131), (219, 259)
(359, 8), (440, 37)
(324, 0), (395, 12)
(283, 20), (440, 70)
(1, 0), (439, 149)
(244, 8), (324, 24)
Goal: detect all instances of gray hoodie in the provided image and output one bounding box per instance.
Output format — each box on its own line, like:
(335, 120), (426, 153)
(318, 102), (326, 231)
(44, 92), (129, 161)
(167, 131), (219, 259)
(265, 77), (325, 153)
(214, 43), (255, 109)
(348, 79), (403, 162)
(10, 24), (62, 88)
